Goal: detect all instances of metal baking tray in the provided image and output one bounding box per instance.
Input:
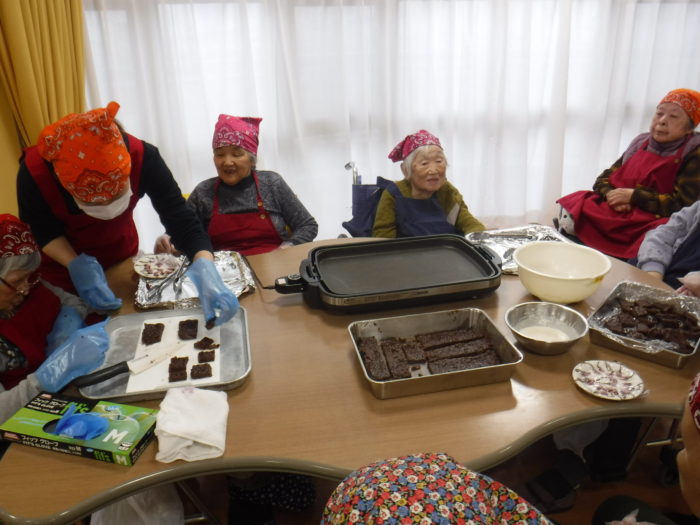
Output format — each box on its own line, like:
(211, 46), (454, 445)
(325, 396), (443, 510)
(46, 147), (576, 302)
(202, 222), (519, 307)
(78, 307), (251, 402)
(348, 308), (523, 399)
(588, 281), (700, 369)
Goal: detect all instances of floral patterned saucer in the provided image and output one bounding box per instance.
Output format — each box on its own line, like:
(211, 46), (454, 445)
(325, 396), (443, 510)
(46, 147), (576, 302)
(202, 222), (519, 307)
(572, 360), (645, 401)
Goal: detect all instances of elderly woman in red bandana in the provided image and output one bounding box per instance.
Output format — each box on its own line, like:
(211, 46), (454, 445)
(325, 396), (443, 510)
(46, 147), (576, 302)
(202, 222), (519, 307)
(16, 102), (238, 327)
(155, 115), (318, 256)
(0, 215), (108, 423)
(557, 88), (700, 259)
(373, 130), (485, 238)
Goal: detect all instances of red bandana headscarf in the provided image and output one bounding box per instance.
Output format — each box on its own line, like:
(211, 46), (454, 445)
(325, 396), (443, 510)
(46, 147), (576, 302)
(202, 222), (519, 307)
(0, 215), (39, 258)
(212, 115), (262, 155)
(659, 88), (700, 128)
(36, 101), (131, 204)
(388, 129), (442, 162)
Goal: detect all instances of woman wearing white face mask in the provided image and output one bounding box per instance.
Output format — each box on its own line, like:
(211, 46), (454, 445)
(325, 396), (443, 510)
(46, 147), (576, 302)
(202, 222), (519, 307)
(16, 102), (239, 328)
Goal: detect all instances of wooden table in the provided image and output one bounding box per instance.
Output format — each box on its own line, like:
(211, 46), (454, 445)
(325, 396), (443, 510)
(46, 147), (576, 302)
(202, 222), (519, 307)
(0, 239), (698, 524)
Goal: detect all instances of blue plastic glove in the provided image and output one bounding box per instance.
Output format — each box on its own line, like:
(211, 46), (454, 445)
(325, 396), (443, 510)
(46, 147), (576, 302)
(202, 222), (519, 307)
(45, 306), (85, 356)
(187, 258), (239, 326)
(35, 319), (110, 392)
(67, 254), (122, 311)
(51, 404), (109, 440)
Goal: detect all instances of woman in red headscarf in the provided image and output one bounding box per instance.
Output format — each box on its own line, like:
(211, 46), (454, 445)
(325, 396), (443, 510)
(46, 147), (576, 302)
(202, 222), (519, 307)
(557, 88), (700, 259)
(373, 129), (485, 238)
(154, 114), (318, 256)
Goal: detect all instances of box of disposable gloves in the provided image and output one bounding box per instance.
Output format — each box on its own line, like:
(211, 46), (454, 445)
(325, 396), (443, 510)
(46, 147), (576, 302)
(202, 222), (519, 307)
(0, 392), (157, 466)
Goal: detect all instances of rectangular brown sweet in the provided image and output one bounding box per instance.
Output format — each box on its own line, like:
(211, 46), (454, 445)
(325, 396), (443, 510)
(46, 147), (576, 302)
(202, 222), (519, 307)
(178, 319), (198, 340)
(169, 356), (189, 372)
(428, 349), (501, 374)
(382, 344), (410, 379)
(415, 328), (483, 349)
(425, 338), (492, 362)
(168, 369), (187, 382)
(357, 337), (391, 381)
(141, 323), (165, 345)
(194, 337), (220, 350)
(190, 363), (212, 379)
(198, 350), (215, 363)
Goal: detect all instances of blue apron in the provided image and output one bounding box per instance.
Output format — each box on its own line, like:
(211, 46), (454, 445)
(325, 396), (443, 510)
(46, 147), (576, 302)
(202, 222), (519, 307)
(386, 182), (459, 237)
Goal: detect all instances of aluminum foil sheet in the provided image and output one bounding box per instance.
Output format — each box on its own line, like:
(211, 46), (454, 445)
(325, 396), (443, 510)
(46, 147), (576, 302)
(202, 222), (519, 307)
(588, 281), (700, 368)
(135, 251), (255, 310)
(466, 224), (571, 274)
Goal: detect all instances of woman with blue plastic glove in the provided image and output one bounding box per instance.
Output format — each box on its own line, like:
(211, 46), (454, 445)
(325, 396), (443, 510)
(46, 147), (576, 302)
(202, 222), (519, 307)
(17, 102), (238, 325)
(0, 215), (109, 423)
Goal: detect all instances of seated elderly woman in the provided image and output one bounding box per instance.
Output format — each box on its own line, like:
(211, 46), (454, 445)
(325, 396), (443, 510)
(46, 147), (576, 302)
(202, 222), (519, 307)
(372, 130), (485, 237)
(0, 215), (108, 423)
(557, 88), (700, 259)
(322, 452), (552, 524)
(155, 115), (318, 256)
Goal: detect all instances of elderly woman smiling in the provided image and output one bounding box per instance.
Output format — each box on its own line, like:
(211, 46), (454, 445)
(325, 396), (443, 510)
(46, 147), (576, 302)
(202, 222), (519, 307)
(156, 115), (318, 256)
(372, 130), (485, 237)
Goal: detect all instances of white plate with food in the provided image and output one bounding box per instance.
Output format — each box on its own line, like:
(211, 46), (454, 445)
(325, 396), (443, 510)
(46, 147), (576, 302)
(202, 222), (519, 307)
(133, 254), (180, 279)
(572, 360), (645, 401)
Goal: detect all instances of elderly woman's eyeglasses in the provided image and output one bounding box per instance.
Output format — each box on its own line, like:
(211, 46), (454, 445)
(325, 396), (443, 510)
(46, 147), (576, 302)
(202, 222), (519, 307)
(0, 272), (40, 295)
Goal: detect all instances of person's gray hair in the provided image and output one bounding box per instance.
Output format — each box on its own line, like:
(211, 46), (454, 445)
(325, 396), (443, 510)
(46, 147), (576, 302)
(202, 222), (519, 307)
(0, 252), (41, 280)
(400, 145), (448, 179)
(248, 152), (257, 169)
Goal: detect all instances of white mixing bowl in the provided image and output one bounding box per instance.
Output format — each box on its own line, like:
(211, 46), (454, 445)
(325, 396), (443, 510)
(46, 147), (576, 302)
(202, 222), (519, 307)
(512, 241), (612, 304)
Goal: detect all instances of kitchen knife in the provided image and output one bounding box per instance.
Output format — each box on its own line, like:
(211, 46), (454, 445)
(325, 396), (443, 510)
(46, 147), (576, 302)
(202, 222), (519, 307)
(73, 341), (189, 387)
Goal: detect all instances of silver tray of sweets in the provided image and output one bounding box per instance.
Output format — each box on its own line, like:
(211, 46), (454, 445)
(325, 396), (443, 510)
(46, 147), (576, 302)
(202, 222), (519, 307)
(466, 224), (571, 274)
(348, 308), (523, 399)
(588, 281), (700, 369)
(78, 307), (251, 402)
(134, 251), (255, 310)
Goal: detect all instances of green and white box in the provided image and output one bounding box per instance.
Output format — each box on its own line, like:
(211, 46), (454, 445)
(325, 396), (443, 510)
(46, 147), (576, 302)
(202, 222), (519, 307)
(0, 392), (157, 466)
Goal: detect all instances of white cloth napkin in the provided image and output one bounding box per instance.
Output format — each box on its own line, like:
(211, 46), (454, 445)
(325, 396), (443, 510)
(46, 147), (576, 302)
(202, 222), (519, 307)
(155, 386), (229, 462)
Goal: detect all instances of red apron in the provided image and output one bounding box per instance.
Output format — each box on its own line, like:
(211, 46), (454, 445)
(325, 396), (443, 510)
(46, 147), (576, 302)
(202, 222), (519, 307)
(207, 172), (283, 256)
(23, 134), (145, 291)
(558, 139), (686, 259)
(0, 284), (61, 389)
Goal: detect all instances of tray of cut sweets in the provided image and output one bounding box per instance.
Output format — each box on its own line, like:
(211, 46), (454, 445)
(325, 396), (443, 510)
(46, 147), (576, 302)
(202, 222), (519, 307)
(588, 281), (700, 369)
(78, 307), (251, 402)
(348, 308), (523, 399)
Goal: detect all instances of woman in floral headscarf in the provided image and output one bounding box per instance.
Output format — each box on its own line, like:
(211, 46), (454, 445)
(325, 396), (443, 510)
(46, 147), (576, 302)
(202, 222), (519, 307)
(373, 130), (485, 238)
(557, 88), (700, 259)
(322, 452), (552, 524)
(155, 114), (318, 256)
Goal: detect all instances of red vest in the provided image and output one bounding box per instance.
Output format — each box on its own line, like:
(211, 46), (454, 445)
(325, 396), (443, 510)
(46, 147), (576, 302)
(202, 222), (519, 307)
(23, 135), (145, 291)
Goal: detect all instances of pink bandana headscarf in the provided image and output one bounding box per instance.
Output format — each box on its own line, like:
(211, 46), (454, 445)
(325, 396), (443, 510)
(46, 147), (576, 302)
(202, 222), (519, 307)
(388, 129), (442, 162)
(689, 373), (700, 433)
(659, 89), (700, 127)
(0, 215), (39, 258)
(212, 115), (262, 155)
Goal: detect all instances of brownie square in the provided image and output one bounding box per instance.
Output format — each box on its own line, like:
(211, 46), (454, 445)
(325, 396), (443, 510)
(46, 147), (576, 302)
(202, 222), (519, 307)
(415, 328), (483, 349)
(190, 363), (212, 379)
(194, 336), (220, 350)
(168, 369), (187, 382)
(356, 337), (391, 381)
(425, 338), (493, 362)
(169, 356), (189, 372)
(205, 317), (216, 330)
(381, 341), (410, 379)
(141, 323), (165, 345)
(178, 319), (198, 340)
(198, 350), (215, 363)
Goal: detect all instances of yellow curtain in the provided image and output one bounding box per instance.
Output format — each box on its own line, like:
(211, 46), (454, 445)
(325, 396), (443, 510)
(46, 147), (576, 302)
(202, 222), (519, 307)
(0, 0), (85, 149)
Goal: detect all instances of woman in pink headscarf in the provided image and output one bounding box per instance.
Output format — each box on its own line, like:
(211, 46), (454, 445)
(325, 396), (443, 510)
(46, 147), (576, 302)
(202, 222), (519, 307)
(155, 115), (318, 256)
(373, 129), (485, 238)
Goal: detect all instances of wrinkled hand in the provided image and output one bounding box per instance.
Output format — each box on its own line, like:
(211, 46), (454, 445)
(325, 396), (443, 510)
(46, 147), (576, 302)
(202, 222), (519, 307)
(68, 254), (122, 311)
(154, 234), (180, 255)
(677, 271), (700, 297)
(45, 306), (85, 356)
(187, 258), (239, 326)
(51, 404), (109, 440)
(35, 319), (110, 392)
(606, 188), (634, 211)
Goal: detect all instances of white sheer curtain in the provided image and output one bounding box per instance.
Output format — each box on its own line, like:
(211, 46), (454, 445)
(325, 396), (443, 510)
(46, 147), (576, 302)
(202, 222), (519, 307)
(82, 0), (700, 248)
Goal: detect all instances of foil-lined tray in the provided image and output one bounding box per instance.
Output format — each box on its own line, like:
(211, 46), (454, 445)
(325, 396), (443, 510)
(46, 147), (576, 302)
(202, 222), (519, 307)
(588, 281), (700, 369)
(466, 224), (571, 274)
(135, 251), (255, 310)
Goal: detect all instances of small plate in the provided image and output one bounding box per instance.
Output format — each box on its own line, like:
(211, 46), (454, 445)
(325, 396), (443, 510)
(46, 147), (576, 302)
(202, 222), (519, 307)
(133, 254), (179, 279)
(572, 360), (645, 401)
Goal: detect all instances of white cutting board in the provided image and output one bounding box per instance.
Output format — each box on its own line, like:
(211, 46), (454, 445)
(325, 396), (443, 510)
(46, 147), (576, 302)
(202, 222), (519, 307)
(126, 314), (222, 393)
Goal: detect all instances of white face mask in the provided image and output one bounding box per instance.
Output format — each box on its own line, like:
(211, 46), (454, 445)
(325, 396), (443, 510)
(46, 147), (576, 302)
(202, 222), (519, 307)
(75, 186), (133, 221)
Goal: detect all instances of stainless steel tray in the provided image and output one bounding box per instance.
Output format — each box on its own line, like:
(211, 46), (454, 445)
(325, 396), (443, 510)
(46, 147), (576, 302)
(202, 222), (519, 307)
(348, 308), (523, 399)
(78, 307), (251, 402)
(588, 281), (700, 369)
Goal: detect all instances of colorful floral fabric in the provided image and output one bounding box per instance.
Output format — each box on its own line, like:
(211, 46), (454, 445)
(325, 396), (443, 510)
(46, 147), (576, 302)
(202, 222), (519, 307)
(660, 88), (700, 127)
(688, 373), (700, 433)
(388, 130), (442, 162)
(0, 215), (39, 258)
(322, 452), (553, 524)
(212, 114), (262, 154)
